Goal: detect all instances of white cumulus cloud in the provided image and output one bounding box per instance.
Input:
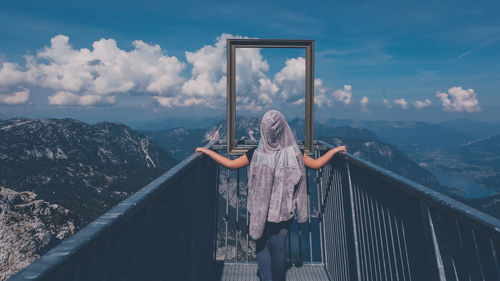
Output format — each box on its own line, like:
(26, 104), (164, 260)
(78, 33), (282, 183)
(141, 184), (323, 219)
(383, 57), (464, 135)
(0, 62), (26, 86)
(274, 57), (332, 108)
(0, 88), (30, 104)
(1, 34), (186, 107)
(313, 78), (332, 108)
(382, 99), (392, 109)
(274, 57), (304, 104)
(48, 91), (116, 106)
(436, 86), (481, 112)
(394, 98), (408, 109)
(178, 33), (283, 111)
(333, 85), (352, 105)
(175, 35), (336, 111)
(360, 96), (369, 112)
(414, 99), (431, 109)
(0, 33), (352, 111)
(179, 33), (234, 108)
(78, 94), (116, 106)
(48, 91), (79, 105)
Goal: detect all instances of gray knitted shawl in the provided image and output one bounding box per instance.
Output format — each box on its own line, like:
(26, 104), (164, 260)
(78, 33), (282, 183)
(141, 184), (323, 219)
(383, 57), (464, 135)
(246, 110), (308, 240)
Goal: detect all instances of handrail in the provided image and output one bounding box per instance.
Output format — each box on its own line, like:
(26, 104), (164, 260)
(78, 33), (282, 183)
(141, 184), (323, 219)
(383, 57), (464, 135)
(211, 140), (325, 265)
(317, 139), (500, 281)
(318, 140), (500, 233)
(7, 139), (499, 281)
(8, 144), (218, 281)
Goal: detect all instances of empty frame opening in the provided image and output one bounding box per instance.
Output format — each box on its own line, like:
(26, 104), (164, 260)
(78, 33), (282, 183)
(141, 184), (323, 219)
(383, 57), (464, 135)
(227, 39), (314, 155)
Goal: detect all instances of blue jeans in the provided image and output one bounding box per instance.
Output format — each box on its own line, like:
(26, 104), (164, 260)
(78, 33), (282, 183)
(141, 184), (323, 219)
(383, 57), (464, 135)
(256, 219), (292, 281)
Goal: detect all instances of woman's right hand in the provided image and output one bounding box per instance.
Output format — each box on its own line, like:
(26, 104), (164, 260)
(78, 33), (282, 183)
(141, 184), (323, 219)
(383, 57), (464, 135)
(196, 147), (210, 154)
(195, 147), (249, 169)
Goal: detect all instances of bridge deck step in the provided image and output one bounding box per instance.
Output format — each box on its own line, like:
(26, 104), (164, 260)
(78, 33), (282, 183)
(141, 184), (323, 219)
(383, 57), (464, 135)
(215, 263), (330, 281)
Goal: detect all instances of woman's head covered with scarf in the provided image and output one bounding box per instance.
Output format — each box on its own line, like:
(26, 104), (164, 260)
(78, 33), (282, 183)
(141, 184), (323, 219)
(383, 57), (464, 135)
(247, 110), (307, 240)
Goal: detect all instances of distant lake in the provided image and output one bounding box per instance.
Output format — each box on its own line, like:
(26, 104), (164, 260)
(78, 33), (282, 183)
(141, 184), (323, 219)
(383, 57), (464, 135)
(430, 169), (497, 199)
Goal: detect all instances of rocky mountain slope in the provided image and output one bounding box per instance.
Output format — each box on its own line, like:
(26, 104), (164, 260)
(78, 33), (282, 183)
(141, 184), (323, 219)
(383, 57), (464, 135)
(321, 118), (500, 218)
(0, 117), (178, 227)
(0, 186), (75, 281)
(139, 127), (209, 161)
(0, 117), (179, 280)
(323, 118), (473, 149)
(3, 115), (497, 276)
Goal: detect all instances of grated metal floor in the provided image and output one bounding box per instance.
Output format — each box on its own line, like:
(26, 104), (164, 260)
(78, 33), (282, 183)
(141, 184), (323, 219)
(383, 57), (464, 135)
(216, 263), (330, 281)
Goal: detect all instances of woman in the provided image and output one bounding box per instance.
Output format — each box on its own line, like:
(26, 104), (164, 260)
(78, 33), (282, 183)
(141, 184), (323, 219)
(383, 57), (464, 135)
(196, 110), (346, 281)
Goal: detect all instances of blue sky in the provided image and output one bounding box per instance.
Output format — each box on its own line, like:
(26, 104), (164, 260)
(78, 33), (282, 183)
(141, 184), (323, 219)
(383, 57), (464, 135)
(0, 0), (499, 124)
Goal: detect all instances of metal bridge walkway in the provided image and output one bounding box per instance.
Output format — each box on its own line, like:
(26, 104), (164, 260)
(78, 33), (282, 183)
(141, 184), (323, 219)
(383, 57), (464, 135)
(8, 140), (500, 281)
(216, 263), (329, 281)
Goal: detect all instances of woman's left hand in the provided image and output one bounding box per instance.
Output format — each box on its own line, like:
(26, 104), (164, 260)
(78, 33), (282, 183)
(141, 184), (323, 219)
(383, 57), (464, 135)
(335, 145), (347, 153)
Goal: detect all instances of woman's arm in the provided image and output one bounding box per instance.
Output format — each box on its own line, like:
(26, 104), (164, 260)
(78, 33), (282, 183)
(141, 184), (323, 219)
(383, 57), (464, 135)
(195, 147), (250, 169)
(303, 145), (347, 170)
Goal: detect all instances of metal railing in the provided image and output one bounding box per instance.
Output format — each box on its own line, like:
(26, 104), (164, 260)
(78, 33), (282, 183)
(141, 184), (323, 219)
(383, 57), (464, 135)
(8, 151), (218, 281)
(211, 139), (500, 281)
(8, 140), (500, 281)
(210, 140), (323, 265)
(316, 140), (500, 281)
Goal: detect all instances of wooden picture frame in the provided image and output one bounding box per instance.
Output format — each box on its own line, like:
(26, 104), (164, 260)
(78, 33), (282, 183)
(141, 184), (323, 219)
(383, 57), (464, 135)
(226, 38), (315, 155)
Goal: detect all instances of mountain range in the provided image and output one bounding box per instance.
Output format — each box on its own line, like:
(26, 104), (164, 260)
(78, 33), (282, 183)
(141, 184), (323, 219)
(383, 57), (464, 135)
(318, 118), (500, 218)
(141, 116), (441, 190)
(131, 116), (224, 131)
(322, 118), (500, 188)
(1, 115), (498, 279)
(439, 119), (500, 138)
(0, 117), (178, 227)
(0, 117), (180, 280)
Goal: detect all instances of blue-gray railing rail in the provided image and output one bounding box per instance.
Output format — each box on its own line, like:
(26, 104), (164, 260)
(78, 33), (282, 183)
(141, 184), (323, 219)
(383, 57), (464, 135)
(209, 140), (324, 265)
(8, 140), (500, 281)
(8, 147), (218, 281)
(316, 139), (500, 281)
(209, 139), (500, 281)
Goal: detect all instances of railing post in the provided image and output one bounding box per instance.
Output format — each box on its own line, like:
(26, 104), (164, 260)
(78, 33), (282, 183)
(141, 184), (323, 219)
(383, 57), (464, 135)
(212, 147), (221, 262)
(345, 159), (362, 281)
(224, 158), (230, 261)
(246, 165), (250, 262)
(419, 201), (448, 281)
(307, 167), (313, 263)
(235, 167), (240, 262)
(315, 147), (325, 265)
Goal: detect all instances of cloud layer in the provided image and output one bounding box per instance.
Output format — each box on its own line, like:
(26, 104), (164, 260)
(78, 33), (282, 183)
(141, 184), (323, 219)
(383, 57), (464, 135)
(0, 89), (30, 105)
(333, 85), (353, 105)
(436, 86), (481, 112)
(414, 99), (431, 109)
(0, 35), (187, 106)
(360, 96), (369, 112)
(394, 98), (408, 109)
(0, 33), (353, 110)
(0, 34), (482, 115)
(48, 91), (116, 106)
(382, 99), (392, 109)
